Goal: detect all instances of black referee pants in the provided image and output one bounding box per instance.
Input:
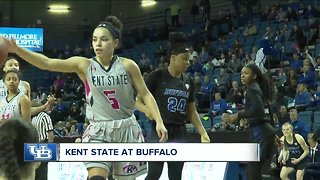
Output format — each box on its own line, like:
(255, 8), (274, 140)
(145, 122), (187, 180)
(36, 140), (48, 180)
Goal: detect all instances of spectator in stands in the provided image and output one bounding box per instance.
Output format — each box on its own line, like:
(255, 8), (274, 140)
(295, 83), (312, 112)
(289, 108), (309, 139)
(232, 0), (241, 16)
(276, 7), (287, 22)
(274, 105), (290, 128)
(227, 53), (241, 73)
(267, 5), (277, 20)
(53, 121), (68, 137)
(216, 68), (230, 96)
(227, 81), (243, 105)
(279, 123), (309, 180)
(232, 39), (242, 53)
(279, 68), (288, 83)
(286, 7), (298, 21)
(193, 75), (202, 94)
(210, 93), (228, 117)
(167, 2), (181, 27)
(50, 98), (67, 122)
(139, 53), (151, 74)
(202, 61), (214, 75)
(217, 52), (227, 68)
(190, 1), (199, 23)
(35, 87), (48, 104)
(290, 25), (307, 52)
(68, 102), (84, 123)
(297, 3), (307, 17)
(312, 85), (320, 107)
(155, 45), (167, 58)
(200, 0), (211, 23)
(305, 4), (319, 19)
(200, 76), (216, 100)
(0, 120), (40, 180)
(250, 46), (258, 61)
(198, 46), (209, 64)
(304, 133), (320, 180)
(242, 54), (254, 66)
(274, 29), (286, 44)
(67, 124), (80, 137)
(297, 65), (315, 88)
(290, 52), (303, 72)
(211, 118), (235, 132)
(243, 20), (257, 37)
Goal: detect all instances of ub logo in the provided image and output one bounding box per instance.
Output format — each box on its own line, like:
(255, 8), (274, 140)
(28, 144), (52, 160)
(123, 165), (138, 174)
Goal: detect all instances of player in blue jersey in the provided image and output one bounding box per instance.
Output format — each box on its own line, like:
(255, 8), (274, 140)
(137, 32), (210, 180)
(4, 16), (168, 180)
(223, 64), (276, 180)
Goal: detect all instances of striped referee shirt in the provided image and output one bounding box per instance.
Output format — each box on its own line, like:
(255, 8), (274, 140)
(32, 112), (54, 142)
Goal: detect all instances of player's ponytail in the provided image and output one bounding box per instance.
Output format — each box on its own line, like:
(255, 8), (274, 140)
(0, 120), (39, 179)
(0, 139), (20, 179)
(168, 32), (189, 55)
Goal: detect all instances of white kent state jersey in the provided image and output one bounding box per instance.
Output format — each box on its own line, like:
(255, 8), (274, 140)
(84, 56), (135, 121)
(0, 79), (27, 100)
(0, 92), (24, 121)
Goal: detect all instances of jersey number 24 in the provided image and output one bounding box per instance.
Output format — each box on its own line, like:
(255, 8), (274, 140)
(168, 97), (186, 112)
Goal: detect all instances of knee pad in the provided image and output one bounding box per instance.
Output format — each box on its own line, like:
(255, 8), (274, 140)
(89, 175), (105, 180)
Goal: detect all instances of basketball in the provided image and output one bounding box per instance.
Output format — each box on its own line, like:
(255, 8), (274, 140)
(0, 36), (8, 65)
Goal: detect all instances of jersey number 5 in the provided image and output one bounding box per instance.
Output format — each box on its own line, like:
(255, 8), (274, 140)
(168, 97), (186, 112)
(103, 90), (120, 110)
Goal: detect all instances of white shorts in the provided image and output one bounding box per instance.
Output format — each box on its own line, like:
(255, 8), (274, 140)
(82, 115), (147, 179)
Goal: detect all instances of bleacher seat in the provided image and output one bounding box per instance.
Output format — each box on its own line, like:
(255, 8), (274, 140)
(212, 115), (222, 126)
(230, 73), (241, 84)
(298, 111), (313, 124)
(313, 111), (320, 131)
(186, 123), (195, 133)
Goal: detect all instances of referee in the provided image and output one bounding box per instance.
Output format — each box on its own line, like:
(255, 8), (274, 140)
(31, 99), (54, 180)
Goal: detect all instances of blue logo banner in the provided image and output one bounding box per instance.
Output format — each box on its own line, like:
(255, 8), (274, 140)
(24, 143), (57, 161)
(0, 27), (44, 52)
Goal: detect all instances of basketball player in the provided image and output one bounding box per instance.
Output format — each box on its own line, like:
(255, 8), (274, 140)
(4, 16), (168, 180)
(279, 123), (309, 180)
(0, 120), (40, 180)
(1, 57), (55, 115)
(137, 32), (210, 180)
(223, 64), (276, 180)
(0, 69), (31, 121)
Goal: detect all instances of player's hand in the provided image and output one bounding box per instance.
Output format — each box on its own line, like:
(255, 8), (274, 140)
(2, 37), (18, 54)
(45, 95), (56, 110)
(201, 133), (210, 143)
(291, 158), (299, 165)
(155, 122), (168, 143)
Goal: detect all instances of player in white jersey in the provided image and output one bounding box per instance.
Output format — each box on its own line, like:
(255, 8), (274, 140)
(4, 16), (168, 180)
(1, 57), (55, 115)
(0, 57), (30, 99)
(0, 69), (31, 121)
